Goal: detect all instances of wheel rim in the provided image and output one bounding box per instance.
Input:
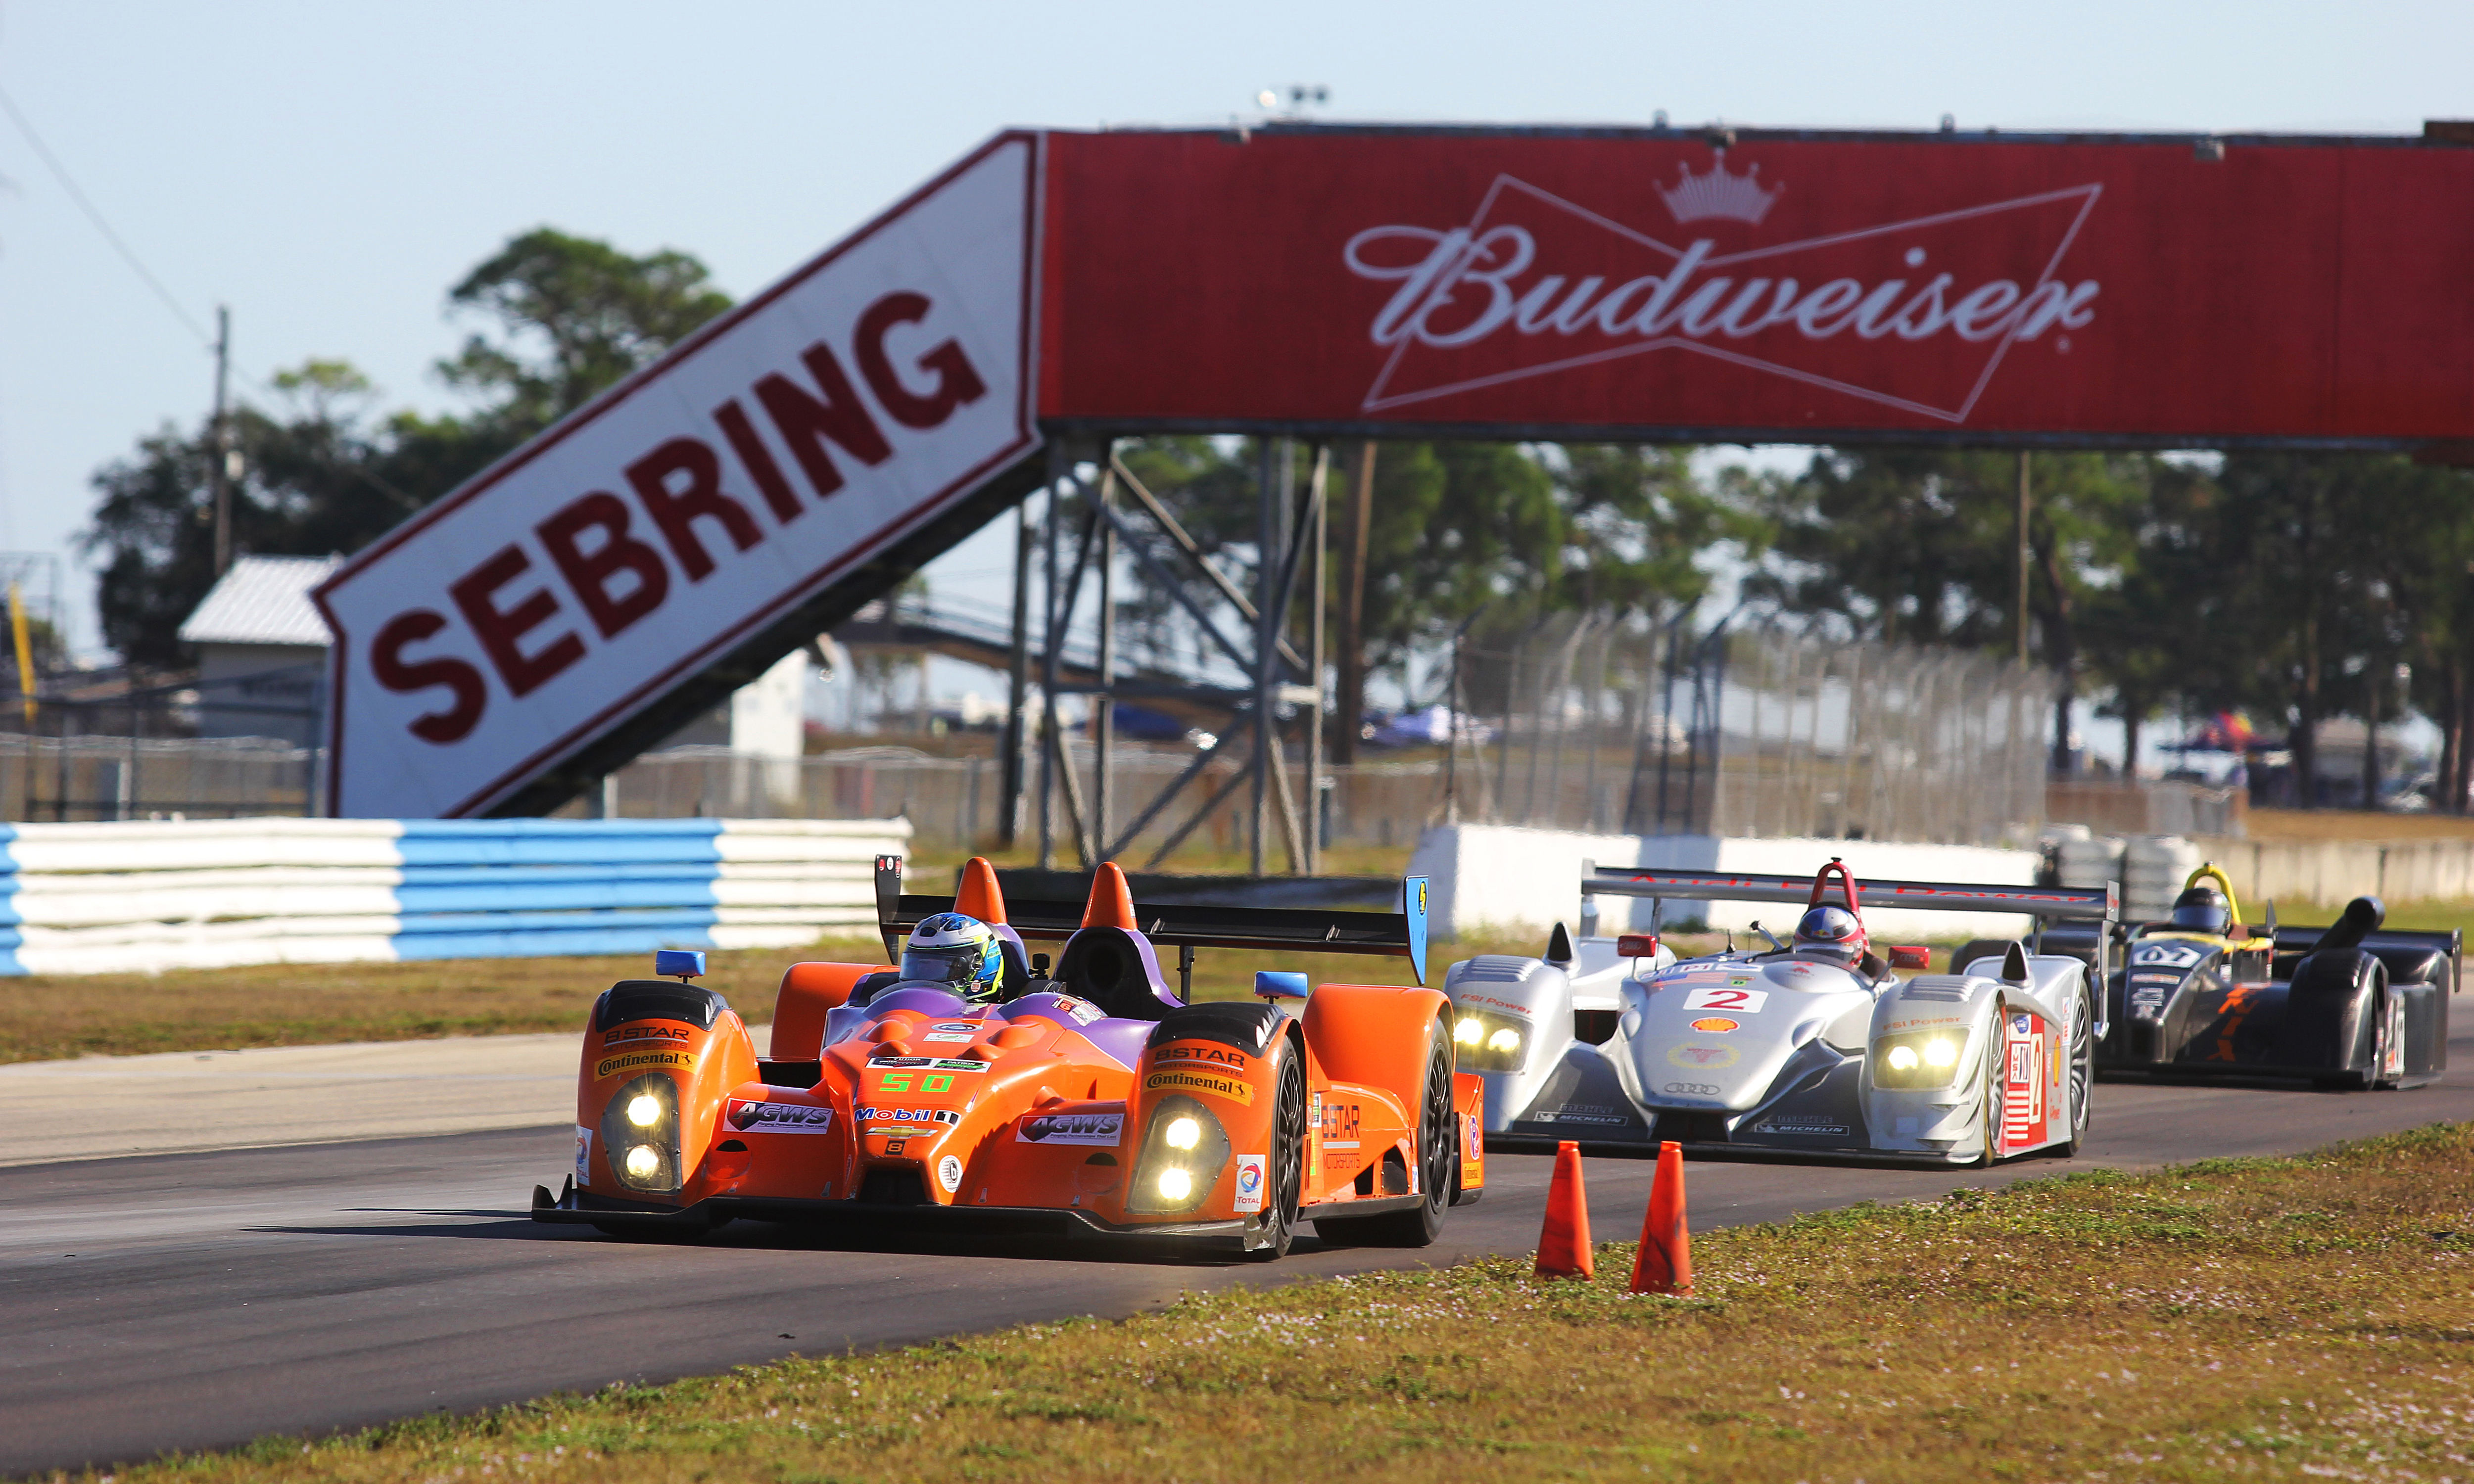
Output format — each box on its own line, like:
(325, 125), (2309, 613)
(1271, 1049), (1305, 1236)
(1981, 1005), (2005, 1165)
(2069, 982), (2093, 1134)
(1419, 1030), (1453, 1210)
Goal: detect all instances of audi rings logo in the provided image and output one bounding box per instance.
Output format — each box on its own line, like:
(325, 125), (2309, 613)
(1663, 1081), (1721, 1096)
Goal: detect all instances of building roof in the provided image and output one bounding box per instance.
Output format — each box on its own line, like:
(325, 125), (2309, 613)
(178, 555), (343, 647)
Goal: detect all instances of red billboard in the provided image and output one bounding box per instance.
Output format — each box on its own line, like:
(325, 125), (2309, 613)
(1037, 127), (2474, 447)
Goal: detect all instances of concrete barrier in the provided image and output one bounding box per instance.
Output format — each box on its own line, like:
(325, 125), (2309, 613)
(1410, 825), (2039, 941)
(0, 817), (908, 975)
(2193, 834), (2474, 908)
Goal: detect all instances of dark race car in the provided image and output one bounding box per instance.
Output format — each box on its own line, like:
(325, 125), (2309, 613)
(2046, 865), (2457, 1089)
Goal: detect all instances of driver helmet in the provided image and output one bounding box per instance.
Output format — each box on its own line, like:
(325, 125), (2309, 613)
(902, 913), (1004, 1001)
(1792, 904), (1867, 966)
(2169, 884), (2233, 935)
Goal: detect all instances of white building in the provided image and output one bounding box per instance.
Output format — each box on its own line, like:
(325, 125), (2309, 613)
(177, 556), (810, 762)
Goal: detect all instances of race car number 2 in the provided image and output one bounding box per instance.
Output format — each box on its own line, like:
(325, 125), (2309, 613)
(1682, 985), (1769, 1013)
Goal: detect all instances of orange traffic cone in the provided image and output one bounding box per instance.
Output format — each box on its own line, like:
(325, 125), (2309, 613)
(1534, 1141), (1594, 1279)
(1629, 1139), (1694, 1296)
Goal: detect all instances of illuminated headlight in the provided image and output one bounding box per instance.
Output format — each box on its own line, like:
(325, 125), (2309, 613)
(1450, 1007), (1532, 1073)
(600, 1073), (682, 1193)
(1126, 1094), (1230, 1215)
(1873, 1030), (1969, 1091)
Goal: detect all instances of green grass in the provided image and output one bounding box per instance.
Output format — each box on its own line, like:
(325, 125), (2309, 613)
(79, 1122), (2474, 1482)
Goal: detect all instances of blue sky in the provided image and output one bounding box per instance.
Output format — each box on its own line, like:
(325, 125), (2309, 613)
(3, 0), (2470, 675)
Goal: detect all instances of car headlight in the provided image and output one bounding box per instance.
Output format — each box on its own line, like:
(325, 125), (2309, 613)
(600, 1073), (682, 1193)
(1450, 1007), (1531, 1073)
(1873, 1030), (1969, 1091)
(1126, 1094), (1231, 1214)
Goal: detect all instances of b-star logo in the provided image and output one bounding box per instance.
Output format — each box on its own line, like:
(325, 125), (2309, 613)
(1343, 152), (2101, 423)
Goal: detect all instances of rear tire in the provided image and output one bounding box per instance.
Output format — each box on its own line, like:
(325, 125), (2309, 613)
(1315, 1017), (1453, 1249)
(1245, 1038), (1307, 1261)
(1951, 939), (2011, 977)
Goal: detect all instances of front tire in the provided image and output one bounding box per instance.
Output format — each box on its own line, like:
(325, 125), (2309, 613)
(1315, 1016), (1453, 1249)
(1974, 1003), (2007, 1169)
(1245, 1037), (1307, 1261)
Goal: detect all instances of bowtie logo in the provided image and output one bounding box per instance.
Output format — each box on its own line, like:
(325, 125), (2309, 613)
(1343, 163), (2101, 423)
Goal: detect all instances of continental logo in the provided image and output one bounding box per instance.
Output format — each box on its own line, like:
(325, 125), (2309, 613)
(1144, 1067), (1255, 1105)
(596, 1049), (697, 1079)
(603, 1024), (693, 1048)
(1152, 1043), (1247, 1071)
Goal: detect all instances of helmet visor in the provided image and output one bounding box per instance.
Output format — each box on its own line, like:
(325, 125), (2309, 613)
(902, 945), (986, 985)
(2169, 902), (2231, 933)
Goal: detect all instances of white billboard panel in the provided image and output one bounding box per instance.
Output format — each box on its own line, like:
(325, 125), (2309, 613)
(316, 136), (1040, 818)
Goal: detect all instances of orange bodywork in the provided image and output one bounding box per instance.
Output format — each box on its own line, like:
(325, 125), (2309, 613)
(565, 860), (1481, 1246)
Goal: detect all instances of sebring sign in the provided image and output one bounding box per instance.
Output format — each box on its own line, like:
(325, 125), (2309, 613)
(318, 136), (1038, 819)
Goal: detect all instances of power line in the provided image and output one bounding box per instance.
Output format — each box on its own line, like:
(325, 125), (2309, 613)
(0, 79), (212, 347)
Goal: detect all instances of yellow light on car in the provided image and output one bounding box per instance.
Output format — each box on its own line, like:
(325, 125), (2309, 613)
(624, 1145), (660, 1178)
(1487, 1027), (1520, 1053)
(1886, 1044), (1919, 1072)
(1455, 1017), (1483, 1046)
(1923, 1037), (1959, 1068)
(1164, 1116), (1201, 1151)
(1156, 1167), (1192, 1201)
(625, 1094), (663, 1127)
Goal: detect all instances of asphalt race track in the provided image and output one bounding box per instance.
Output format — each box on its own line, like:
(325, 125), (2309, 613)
(6, 1028), (2471, 1477)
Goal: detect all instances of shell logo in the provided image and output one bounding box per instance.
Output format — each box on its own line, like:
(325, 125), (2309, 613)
(1688, 1017), (1739, 1034)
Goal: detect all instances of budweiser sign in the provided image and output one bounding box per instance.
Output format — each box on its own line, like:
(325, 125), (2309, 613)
(1343, 154), (2101, 423)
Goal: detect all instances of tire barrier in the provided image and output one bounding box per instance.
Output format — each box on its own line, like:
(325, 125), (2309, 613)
(0, 816), (909, 975)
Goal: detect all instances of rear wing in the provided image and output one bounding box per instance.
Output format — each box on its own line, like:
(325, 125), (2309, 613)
(1581, 865), (2118, 983)
(2269, 923), (2462, 960)
(874, 858), (1430, 985)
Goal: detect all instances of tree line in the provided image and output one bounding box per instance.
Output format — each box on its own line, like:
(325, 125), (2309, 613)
(83, 229), (2474, 811)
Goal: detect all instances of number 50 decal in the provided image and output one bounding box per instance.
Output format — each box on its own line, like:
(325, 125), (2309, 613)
(1683, 986), (1769, 1013)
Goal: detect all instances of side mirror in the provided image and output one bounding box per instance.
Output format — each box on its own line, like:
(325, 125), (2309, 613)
(1887, 945), (1931, 971)
(1254, 970), (1310, 1000)
(1617, 933), (1660, 958)
(2227, 924), (2250, 941)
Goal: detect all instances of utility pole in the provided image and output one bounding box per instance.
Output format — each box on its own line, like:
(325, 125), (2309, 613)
(210, 306), (234, 576)
(2014, 451), (2030, 665)
(1333, 441), (1375, 766)
(998, 498), (1033, 847)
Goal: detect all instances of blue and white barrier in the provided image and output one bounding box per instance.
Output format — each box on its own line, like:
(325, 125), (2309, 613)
(0, 816), (911, 975)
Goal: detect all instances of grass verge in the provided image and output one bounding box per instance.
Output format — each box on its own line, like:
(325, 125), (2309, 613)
(81, 1122), (2474, 1483)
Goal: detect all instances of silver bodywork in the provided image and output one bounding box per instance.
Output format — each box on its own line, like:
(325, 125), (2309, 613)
(1445, 935), (2094, 1163)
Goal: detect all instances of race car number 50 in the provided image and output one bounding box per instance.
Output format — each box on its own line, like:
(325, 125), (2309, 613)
(1682, 986), (1769, 1013)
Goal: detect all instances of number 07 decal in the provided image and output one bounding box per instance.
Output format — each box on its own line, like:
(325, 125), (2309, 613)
(1683, 986), (1769, 1013)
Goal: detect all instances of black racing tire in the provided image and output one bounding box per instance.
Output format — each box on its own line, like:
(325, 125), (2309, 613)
(2368, 981), (2396, 1091)
(1315, 1016), (1453, 1249)
(1244, 1036), (1308, 1261)
(1951, 939), (2011, 977)
(1974, 1001), (2007, 1169)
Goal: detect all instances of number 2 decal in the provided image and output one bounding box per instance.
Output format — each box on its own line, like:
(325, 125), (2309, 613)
(1683, 986), (1769, 1013)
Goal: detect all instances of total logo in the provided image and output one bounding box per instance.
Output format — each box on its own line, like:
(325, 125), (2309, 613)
(1233, 1154), (1266, 1214)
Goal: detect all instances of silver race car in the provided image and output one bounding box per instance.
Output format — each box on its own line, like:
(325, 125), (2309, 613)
(1441, 860), (2118, 1165)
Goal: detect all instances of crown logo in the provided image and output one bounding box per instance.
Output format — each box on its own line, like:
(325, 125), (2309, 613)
(1656, 150), (1782, 225)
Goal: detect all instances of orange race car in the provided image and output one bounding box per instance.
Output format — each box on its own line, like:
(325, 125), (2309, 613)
(531, 858), (1483, 1258)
